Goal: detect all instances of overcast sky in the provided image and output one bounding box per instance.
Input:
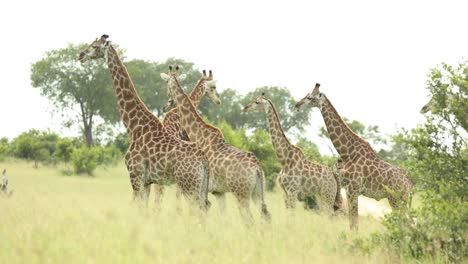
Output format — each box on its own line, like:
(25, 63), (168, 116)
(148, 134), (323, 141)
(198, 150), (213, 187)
(0, 0), (467, 152)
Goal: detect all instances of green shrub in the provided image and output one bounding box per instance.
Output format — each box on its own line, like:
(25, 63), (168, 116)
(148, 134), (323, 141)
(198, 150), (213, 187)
(375, 194), (467, 263)
(54, 138), (75, 162)
(95, 145), (122, 165)
(71, 147), (99, 175)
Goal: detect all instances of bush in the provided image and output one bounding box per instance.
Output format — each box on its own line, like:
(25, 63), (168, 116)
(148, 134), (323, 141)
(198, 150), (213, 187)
(71, 147), (99, 175)
(375, 194), (467, 263)
(54, 138), (75, 162)
(95, 145), (122, 165)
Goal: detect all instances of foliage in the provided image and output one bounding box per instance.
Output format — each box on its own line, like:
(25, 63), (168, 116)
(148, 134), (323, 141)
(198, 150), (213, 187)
(71, 146), (99, 175)
(12, 129), (59, 168)
(31, 44), (115, 147)
(199, 88), (244, 128)
(246, 129), (282, 191)
(0, 137), (11, 161)
(200, 87), (312, 133)
(54, 138), (76, 162)
(361, 60), (468, 263)
(296, 137), (322, 163)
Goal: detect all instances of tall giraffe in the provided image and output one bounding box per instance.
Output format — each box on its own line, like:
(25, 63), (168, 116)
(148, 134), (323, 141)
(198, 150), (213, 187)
(78, 35), (210, 210)
(161, 69), (271, 222)
(242, 95), (342, 213)
(295, 83), (412, 230)
(153, 69), (221, 206)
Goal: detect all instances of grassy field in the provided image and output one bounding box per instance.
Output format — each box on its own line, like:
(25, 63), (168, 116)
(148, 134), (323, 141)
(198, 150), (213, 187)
(0, 159), (402, 263)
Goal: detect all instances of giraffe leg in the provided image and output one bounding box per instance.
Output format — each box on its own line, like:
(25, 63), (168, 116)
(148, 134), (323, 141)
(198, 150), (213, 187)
(284, 189), (299, 209)
(153, 184), (165, 210)
(213, 192), (227, 214)
(347, 190), (359, 231)
(235, 194), (254, 225)
(175, 184), (183, 213)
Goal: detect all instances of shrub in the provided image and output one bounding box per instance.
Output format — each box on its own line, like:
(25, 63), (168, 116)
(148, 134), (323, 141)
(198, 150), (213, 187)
(54, 138), (75, 162)
(71, 147), (99, 175)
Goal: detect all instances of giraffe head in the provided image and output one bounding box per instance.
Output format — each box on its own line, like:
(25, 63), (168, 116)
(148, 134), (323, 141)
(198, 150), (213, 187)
(78, 34), (112, 63)
(201, 70), (222, 105)
(294, 83), (325, 111)
(420, 98), (434, 114)
(161, 68), (220, 111)
(242, 93), (270, 113)
(160, 65), (187, 97)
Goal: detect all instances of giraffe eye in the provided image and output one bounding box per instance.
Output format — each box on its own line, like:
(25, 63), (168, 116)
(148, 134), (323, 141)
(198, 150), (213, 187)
(255, 101), (260, 104)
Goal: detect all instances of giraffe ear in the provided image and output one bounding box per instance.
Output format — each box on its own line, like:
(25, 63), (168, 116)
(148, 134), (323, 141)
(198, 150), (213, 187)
(160, 73), (171, 82)
(179, 74), (187, 82)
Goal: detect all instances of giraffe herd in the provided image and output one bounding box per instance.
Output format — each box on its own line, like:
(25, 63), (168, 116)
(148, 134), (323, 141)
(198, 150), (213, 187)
(78, 34), (412, 230)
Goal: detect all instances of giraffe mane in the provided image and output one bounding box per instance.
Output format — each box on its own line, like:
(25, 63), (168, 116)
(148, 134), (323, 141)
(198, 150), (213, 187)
(323, 95), (376, 155)
(266, 99), (307, 158)
(173, 77), (226, 142)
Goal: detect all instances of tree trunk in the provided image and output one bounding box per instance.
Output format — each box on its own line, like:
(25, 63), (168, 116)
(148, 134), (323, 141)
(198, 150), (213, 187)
(84, 124), (93, 148)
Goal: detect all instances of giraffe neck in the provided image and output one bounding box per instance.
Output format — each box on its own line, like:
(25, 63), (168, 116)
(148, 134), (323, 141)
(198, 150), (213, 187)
(171, 79), (224, 147)
(265, 100), (298, 165)
(320, 96), (376, 160)
(106, 46), (163, 134)
(188, 79), (206, 109)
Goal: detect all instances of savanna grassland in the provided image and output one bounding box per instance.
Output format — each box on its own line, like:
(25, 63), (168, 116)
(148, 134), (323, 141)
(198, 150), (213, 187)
(1, 159), (402, 263)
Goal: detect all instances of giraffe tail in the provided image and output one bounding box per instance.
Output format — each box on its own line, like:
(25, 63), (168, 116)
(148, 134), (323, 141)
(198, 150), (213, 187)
(201, 158), (211, 211)
(255, 168), (271, 222)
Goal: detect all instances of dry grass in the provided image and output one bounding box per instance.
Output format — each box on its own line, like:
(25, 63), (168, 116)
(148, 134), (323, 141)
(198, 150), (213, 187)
(0, 159), (401, 263)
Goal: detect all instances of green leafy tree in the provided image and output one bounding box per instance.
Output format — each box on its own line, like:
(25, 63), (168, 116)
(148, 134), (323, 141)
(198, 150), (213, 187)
(199, 88), (244, 128)
(31, 44), (115, 147)
(0, 137), (11, 160)
(296, 137), (322, 163)
(246, 129), (282, 191)
(200, 86), (312, 133)
(365, 60), (468, 262)
(13, 129), (54, 168)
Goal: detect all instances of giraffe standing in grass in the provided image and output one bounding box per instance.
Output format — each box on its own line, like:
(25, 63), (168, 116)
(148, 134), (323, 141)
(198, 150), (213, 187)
(295, 83), (412, 230)
(78, 35), (210, 210)
(161, 69), (271, 222)
(153, 68), (221, 206)
(243, 95), (342, 213)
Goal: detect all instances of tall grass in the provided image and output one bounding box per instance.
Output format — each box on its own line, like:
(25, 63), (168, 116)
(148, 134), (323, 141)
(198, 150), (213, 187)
(0, 160), (400, 263)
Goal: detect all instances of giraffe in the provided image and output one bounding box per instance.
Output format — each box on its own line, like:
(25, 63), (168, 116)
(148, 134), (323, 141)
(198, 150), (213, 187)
(295, 83), (412, 230)
(161, 69), (271, 222)
(420, 93), (468, 131)
(78, 35), (210, 210)
(242, 95), (342, 213)
(152, 68), (221, 207)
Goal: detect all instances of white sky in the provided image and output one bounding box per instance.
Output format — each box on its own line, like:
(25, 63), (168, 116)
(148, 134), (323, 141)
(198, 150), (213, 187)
(0, 0), (467, 152)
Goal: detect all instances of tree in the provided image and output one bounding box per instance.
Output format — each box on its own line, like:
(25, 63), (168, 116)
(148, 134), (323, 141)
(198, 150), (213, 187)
(31, 44), (115, 147)
(12, 129), (58, 168)
(199, 86), (312, 133)
(367, 60), (467, 262)
(199, 88), (244, 128)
